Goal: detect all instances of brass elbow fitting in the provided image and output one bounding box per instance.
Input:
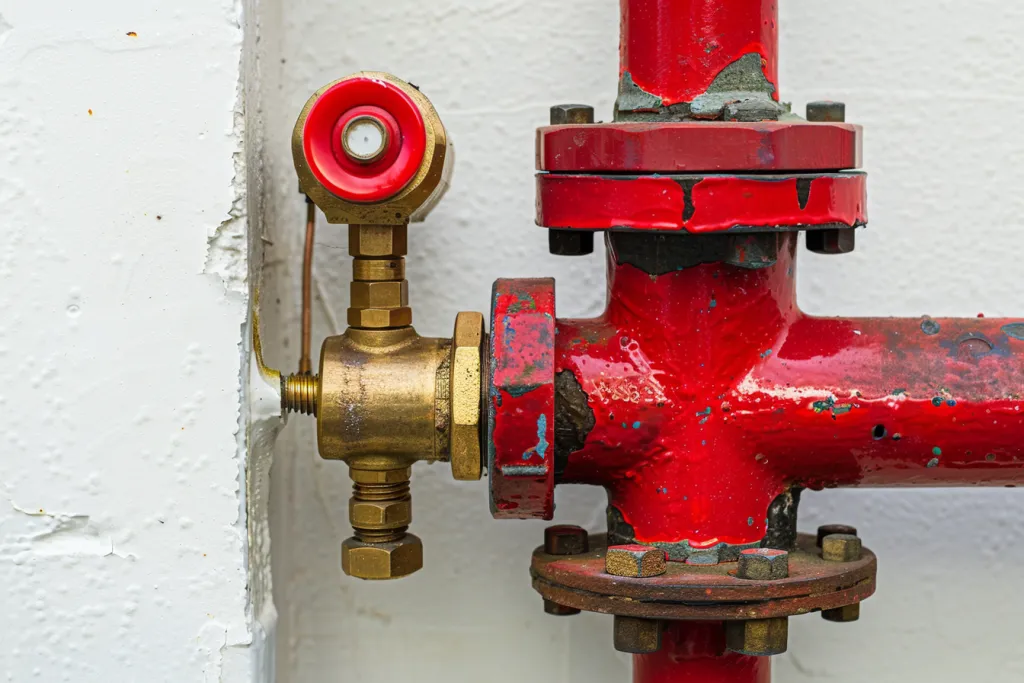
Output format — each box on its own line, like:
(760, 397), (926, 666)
(280, 73), (484, 580)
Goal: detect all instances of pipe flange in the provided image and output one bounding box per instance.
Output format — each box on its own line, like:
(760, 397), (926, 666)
(487, 278), (557, 519)
(531, 533), (876, 621)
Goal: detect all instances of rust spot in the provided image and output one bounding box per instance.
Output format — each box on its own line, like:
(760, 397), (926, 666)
(126, 31), (138, 37)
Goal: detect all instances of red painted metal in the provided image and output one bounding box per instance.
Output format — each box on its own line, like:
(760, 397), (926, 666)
(537, 122), (862, 173)
(620, 0), (779, 107)
(488, 278), (557, 520)
(552, 233), (1024, 548)
(537, 174), (867, 233)
(634, 622), (769, 683)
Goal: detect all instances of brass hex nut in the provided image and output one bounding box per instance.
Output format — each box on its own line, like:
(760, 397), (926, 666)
(350, 224), (408, 257)
(341, 533), (423, 580)
(822, 603), (861, 623)
(725, 618), (789, 656)
(613, 616), (663, 654)
(350, 467), (412, 484)
(350, 281), (409, 309)
(450, 311), (484, 481)
(822, 534), (863, 562)
(349, 498), (412, 530)
(605, 545), (667, 578)
(347, 306), (413, 329)
(737, 548), (789, 581)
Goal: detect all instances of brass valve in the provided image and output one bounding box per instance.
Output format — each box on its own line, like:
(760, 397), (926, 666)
(279, 72), (484, 580)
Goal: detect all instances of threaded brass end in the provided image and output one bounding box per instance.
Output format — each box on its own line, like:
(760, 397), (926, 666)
(282, 373), (319, 416)
(350, 470), (412, 543)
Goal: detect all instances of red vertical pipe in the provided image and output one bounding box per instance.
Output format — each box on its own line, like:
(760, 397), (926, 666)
(620, 0), (779, 106)
(634, 622), (769, 683)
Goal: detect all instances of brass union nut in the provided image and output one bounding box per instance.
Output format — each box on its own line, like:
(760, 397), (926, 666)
(613, 616), (663, 654)
(605, 545), (667, 578)
(347, 306), (413, 329)
(450, 311), (484, 481)
(350, 224), (408, 257)
(725, 617), (789, 656)
(349, 498), (412, 530)
(341, 533), (423, 580)
(350, 281), (409, 309)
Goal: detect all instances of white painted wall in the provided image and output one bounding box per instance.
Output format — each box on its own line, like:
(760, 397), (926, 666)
(261, 1), (1024, 682)
(0, 1), (274, 681)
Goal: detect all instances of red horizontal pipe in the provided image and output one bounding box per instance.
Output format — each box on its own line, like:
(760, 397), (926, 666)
(634, 622), (769, 683)
(620, 0), (779, 106)
(556, 234), (1024, 547)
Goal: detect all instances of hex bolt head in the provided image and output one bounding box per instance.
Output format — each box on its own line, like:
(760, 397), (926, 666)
(613, 616), (663, 654)
(725, 618), (789, 656)
(544, 525), (590, 556)
(737, 548), (789, 580)
(807, 229), (856, 255)
(816, 524), (858, 548)
(605, 545), (667, 578)
(549, 229), (595, 256)
(543, 599), (581, 617)
(821, 534), (863, 563)
(822, 603), (861, 623)
(550, 104), (595, 125)
(806, 101), (846, 123)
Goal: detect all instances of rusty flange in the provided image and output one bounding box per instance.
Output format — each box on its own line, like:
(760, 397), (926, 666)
(487, 278), (557, 519)
(531, 533), (876, 621)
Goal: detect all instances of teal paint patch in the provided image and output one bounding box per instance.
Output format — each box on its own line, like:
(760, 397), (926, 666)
(927, 458), (939, 468)
(522, 414), (549, 461)
(1002, 323), (1024, 341)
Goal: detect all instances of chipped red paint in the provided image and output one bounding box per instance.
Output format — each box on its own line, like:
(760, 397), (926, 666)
(553, 233), (1024, 548)
(537, 122), (862, 174)
(537, 174), (867, 233)
(634, 623), (769, 683)
(620, 0), (779, 107)
(487, 278), (557, 520)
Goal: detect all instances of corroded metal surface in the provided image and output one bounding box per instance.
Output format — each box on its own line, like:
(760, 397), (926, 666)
(536, 173), (867, 233)
(487, 278), (557, 519)
(531, 534), (875, 621)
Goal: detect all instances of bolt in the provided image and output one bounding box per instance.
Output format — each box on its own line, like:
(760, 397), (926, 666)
(821, 533), (863, 563)
(613, 616), (663, 654)
(737, 548), (789, 581)
(822, 603), (861, 623)
(806, 101), (846, 123)
(725, 618), (789, 656)
(548, 229), (595, 256)
(816, 524), (858, 548)
(543, 599), (581, 617)
(544, 525), (590, 556)
(807, 228), (856, 255)
(550, 104), (595, 125)
(605, 545), (667, 578)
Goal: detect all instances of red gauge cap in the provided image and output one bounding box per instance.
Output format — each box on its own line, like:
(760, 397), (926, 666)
(302, 77), (427, 204)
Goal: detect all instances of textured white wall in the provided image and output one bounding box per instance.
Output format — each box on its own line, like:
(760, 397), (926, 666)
(262, 1), (1024, 681)
(0, 1), (271, 681)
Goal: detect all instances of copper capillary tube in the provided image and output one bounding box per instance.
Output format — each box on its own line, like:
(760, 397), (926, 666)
(299, 198), (315, 375)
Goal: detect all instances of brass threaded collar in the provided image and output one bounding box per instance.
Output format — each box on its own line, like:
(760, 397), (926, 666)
(282, 373), (319, 416)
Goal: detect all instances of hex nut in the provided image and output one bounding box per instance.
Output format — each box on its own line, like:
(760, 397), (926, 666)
(822, 534), (863, 562)
(806, 101), (846, 123)
(613, 616), (663, 654)
(544, 599), (581, 617)
(450, 311), (485, 481)
(350, 467), (412, 484)
(349, 224), (408, 257)
(347, 306), (413, 329)
(349, 498), (412, 530)
(807, 229), (856, 255)
(341, 533), (423, 580)
(816, 524), (858, 548)
(737, 548), (789, 581)
(605, 545), (667, 578)
(350, 280), (409, 309)
(550, 104), (595, 125)
(822, 603), (861, 623)
(549, 229), (595, 256)
(725, 618), (789, 656)
(544, 525), (590, 556)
